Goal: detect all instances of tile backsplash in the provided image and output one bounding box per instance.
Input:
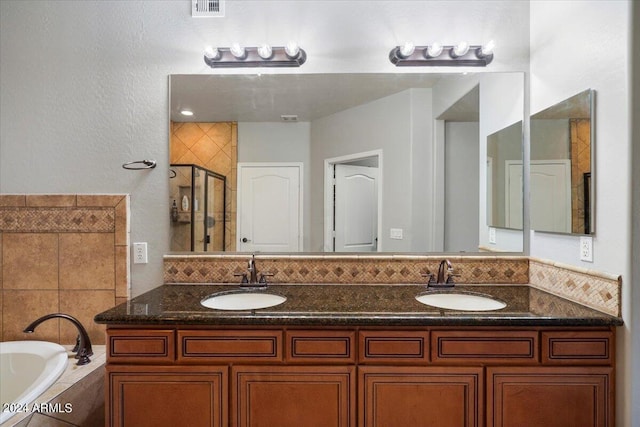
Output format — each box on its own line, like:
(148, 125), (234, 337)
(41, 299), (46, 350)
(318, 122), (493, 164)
(0, 194), (129, 345)
(164, 254), (622, 317)
(164, 254), (531, 285)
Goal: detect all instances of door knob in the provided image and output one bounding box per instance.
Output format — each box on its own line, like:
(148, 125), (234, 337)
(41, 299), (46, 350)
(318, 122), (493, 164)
(242, 237), (251, 243)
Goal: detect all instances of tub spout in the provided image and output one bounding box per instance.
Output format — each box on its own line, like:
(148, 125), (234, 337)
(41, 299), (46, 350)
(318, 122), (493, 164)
(23, 313), (93, 365)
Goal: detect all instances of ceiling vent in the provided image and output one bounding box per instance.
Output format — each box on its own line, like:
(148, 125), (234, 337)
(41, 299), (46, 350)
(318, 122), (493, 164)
(192, 0), (225, 17)
(280, 115), (299, 122)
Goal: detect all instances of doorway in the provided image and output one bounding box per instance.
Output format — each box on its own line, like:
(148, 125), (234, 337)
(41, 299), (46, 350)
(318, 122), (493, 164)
(323, 150), (382, 252)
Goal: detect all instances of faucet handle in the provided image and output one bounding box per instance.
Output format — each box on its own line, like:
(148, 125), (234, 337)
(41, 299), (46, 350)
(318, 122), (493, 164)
(234, 272), (249, 283)
(446, 270), (461, 284)
(259, 272), (274, 284)
(421, 272), (436, 285)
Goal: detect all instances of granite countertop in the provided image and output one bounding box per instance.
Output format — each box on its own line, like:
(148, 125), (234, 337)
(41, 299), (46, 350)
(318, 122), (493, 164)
(94, 283), (622, 327)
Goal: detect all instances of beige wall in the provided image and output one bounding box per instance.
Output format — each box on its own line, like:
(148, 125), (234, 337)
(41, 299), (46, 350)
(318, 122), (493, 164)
(0, 194), (129, 345)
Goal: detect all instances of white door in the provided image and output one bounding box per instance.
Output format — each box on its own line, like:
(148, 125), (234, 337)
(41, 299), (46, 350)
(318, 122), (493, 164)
(237, 164), (302, 252)
(334, 164), (378, 252)
(530, 160), (572, 233)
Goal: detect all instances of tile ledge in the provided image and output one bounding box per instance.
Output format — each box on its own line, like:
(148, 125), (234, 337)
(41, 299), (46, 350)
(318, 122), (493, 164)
(529, 257), (621, 282)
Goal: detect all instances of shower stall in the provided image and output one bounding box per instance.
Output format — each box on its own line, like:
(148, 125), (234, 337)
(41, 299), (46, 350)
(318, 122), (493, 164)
(169, 164), (226, 252)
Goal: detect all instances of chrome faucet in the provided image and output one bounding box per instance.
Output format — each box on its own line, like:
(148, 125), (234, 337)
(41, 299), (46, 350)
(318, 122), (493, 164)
(24, 313), (93, 365)
(424, 259), (457, 288)
(235, 255), (273, 286)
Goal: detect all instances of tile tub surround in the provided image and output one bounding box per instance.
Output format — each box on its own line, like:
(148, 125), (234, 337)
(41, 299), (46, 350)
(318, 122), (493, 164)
(0, 195), (130, 345)
(163, 254), (622, 318)
(3, 345), (106, 427)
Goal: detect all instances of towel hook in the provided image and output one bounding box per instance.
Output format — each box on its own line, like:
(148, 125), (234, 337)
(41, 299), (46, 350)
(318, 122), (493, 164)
(122, 160), (157, 170)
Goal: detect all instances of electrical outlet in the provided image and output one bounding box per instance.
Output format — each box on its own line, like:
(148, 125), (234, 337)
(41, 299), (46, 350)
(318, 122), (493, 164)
(580, 236), (593, 262)
(133, 242), (148, 264)
(488, 227), (497, 244)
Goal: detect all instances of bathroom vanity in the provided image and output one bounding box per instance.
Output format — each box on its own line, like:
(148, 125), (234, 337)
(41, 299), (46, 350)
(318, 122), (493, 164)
(95, 283), (620, 427)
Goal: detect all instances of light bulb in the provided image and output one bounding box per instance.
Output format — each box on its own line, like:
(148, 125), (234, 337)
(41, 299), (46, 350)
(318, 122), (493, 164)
(452, 41), (469, 58)
(257, 44), (273, 59)
(426, 42), (443, 58)
(479, 40), (495, 57)
(180, 110), (194, 116)
(204, 46), (220, 60)
(398, 42), (415, 58)
(285, 41), (300, 58)
(230, 43), (246, 59)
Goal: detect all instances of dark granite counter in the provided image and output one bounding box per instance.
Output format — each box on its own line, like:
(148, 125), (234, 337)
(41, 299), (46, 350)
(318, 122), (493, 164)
(94, 283), (622, 327)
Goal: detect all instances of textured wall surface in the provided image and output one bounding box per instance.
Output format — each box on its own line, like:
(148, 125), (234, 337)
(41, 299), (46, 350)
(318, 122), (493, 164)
(0, 0), (530, 297)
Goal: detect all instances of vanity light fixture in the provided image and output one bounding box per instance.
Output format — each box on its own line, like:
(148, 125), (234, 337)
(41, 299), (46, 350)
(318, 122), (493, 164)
(389, 40), (495, 67)
(204, 42), (307, 68)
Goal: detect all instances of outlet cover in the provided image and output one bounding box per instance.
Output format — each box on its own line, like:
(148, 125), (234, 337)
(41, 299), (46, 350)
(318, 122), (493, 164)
(580, 236), (593, 262)
(133, 242), (148, 264)
(488, 227), (497, 244)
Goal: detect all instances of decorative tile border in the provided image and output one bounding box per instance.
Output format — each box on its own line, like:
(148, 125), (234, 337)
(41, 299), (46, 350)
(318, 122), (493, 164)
(0, 207), (115, 233)
(163, 254), (530, 285)
(529, 258), (621, 317)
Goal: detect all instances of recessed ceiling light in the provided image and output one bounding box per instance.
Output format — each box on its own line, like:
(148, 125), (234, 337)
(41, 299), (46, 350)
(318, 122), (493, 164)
(180, 110), (194, 116)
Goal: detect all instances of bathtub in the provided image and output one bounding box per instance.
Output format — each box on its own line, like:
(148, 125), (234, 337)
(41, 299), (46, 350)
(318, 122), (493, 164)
(0, 341), (68, 424)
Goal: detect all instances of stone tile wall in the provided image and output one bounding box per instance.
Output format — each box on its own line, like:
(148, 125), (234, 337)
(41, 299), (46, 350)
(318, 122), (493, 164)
(0, 194), (129, 345)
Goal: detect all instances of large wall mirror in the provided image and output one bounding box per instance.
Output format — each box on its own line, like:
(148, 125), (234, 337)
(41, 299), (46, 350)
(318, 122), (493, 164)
(530, 89), (595, 235)
(169, 72), (524, 254)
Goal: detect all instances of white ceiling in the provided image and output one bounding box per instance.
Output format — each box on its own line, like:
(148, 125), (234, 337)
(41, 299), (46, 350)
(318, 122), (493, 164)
(170, 73), (476, 123)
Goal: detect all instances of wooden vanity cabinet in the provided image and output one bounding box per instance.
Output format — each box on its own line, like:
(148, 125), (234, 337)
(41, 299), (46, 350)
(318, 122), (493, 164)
(105, 326), (615, 427)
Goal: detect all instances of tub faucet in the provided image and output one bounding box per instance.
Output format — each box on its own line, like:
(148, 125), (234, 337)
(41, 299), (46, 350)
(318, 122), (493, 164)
(23, 313), (93, 365)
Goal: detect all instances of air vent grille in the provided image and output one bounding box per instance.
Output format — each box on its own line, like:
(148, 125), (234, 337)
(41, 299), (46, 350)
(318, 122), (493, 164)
(281, 115), (299, 122)
(192, 0), (225, 17)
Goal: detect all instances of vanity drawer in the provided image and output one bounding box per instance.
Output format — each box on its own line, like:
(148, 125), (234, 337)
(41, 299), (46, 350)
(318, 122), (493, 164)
(107, 329), (175, 363)
(178, 330), (283, 363)
(431, 330), (538, 364)
(285, 330), (355, 363)
(542, 331), (613, 365)
(359, 331), (430, 364)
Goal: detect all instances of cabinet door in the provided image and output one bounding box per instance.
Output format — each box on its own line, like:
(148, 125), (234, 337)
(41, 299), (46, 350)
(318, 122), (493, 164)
(358, 366), (483, 427)
(487, 366), (613, 427)
(232, 365), (355, 427)
(108, 366), (228, 427)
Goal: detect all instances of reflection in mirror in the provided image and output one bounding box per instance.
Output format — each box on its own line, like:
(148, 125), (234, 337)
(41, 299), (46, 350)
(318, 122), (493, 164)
(530, 89), (594, 234)
(170, 73), (524, 253)
(486, 121), (523, 230)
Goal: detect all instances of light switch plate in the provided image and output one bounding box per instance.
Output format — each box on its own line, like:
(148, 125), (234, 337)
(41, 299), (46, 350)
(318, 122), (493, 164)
(390, 228), (403, 240)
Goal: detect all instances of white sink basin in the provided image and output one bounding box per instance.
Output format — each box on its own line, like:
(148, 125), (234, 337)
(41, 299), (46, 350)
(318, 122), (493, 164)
(416, 292), (506, 311)
(201, 291), (286, 311)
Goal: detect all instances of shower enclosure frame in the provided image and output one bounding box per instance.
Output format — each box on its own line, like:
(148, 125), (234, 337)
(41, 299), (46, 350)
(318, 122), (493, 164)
(170, 163), (227, 252)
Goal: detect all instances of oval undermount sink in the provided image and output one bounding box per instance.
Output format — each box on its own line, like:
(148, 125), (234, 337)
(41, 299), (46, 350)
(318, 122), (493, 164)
(201, 291), (287, 311)
(416, 292), (506, 311)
